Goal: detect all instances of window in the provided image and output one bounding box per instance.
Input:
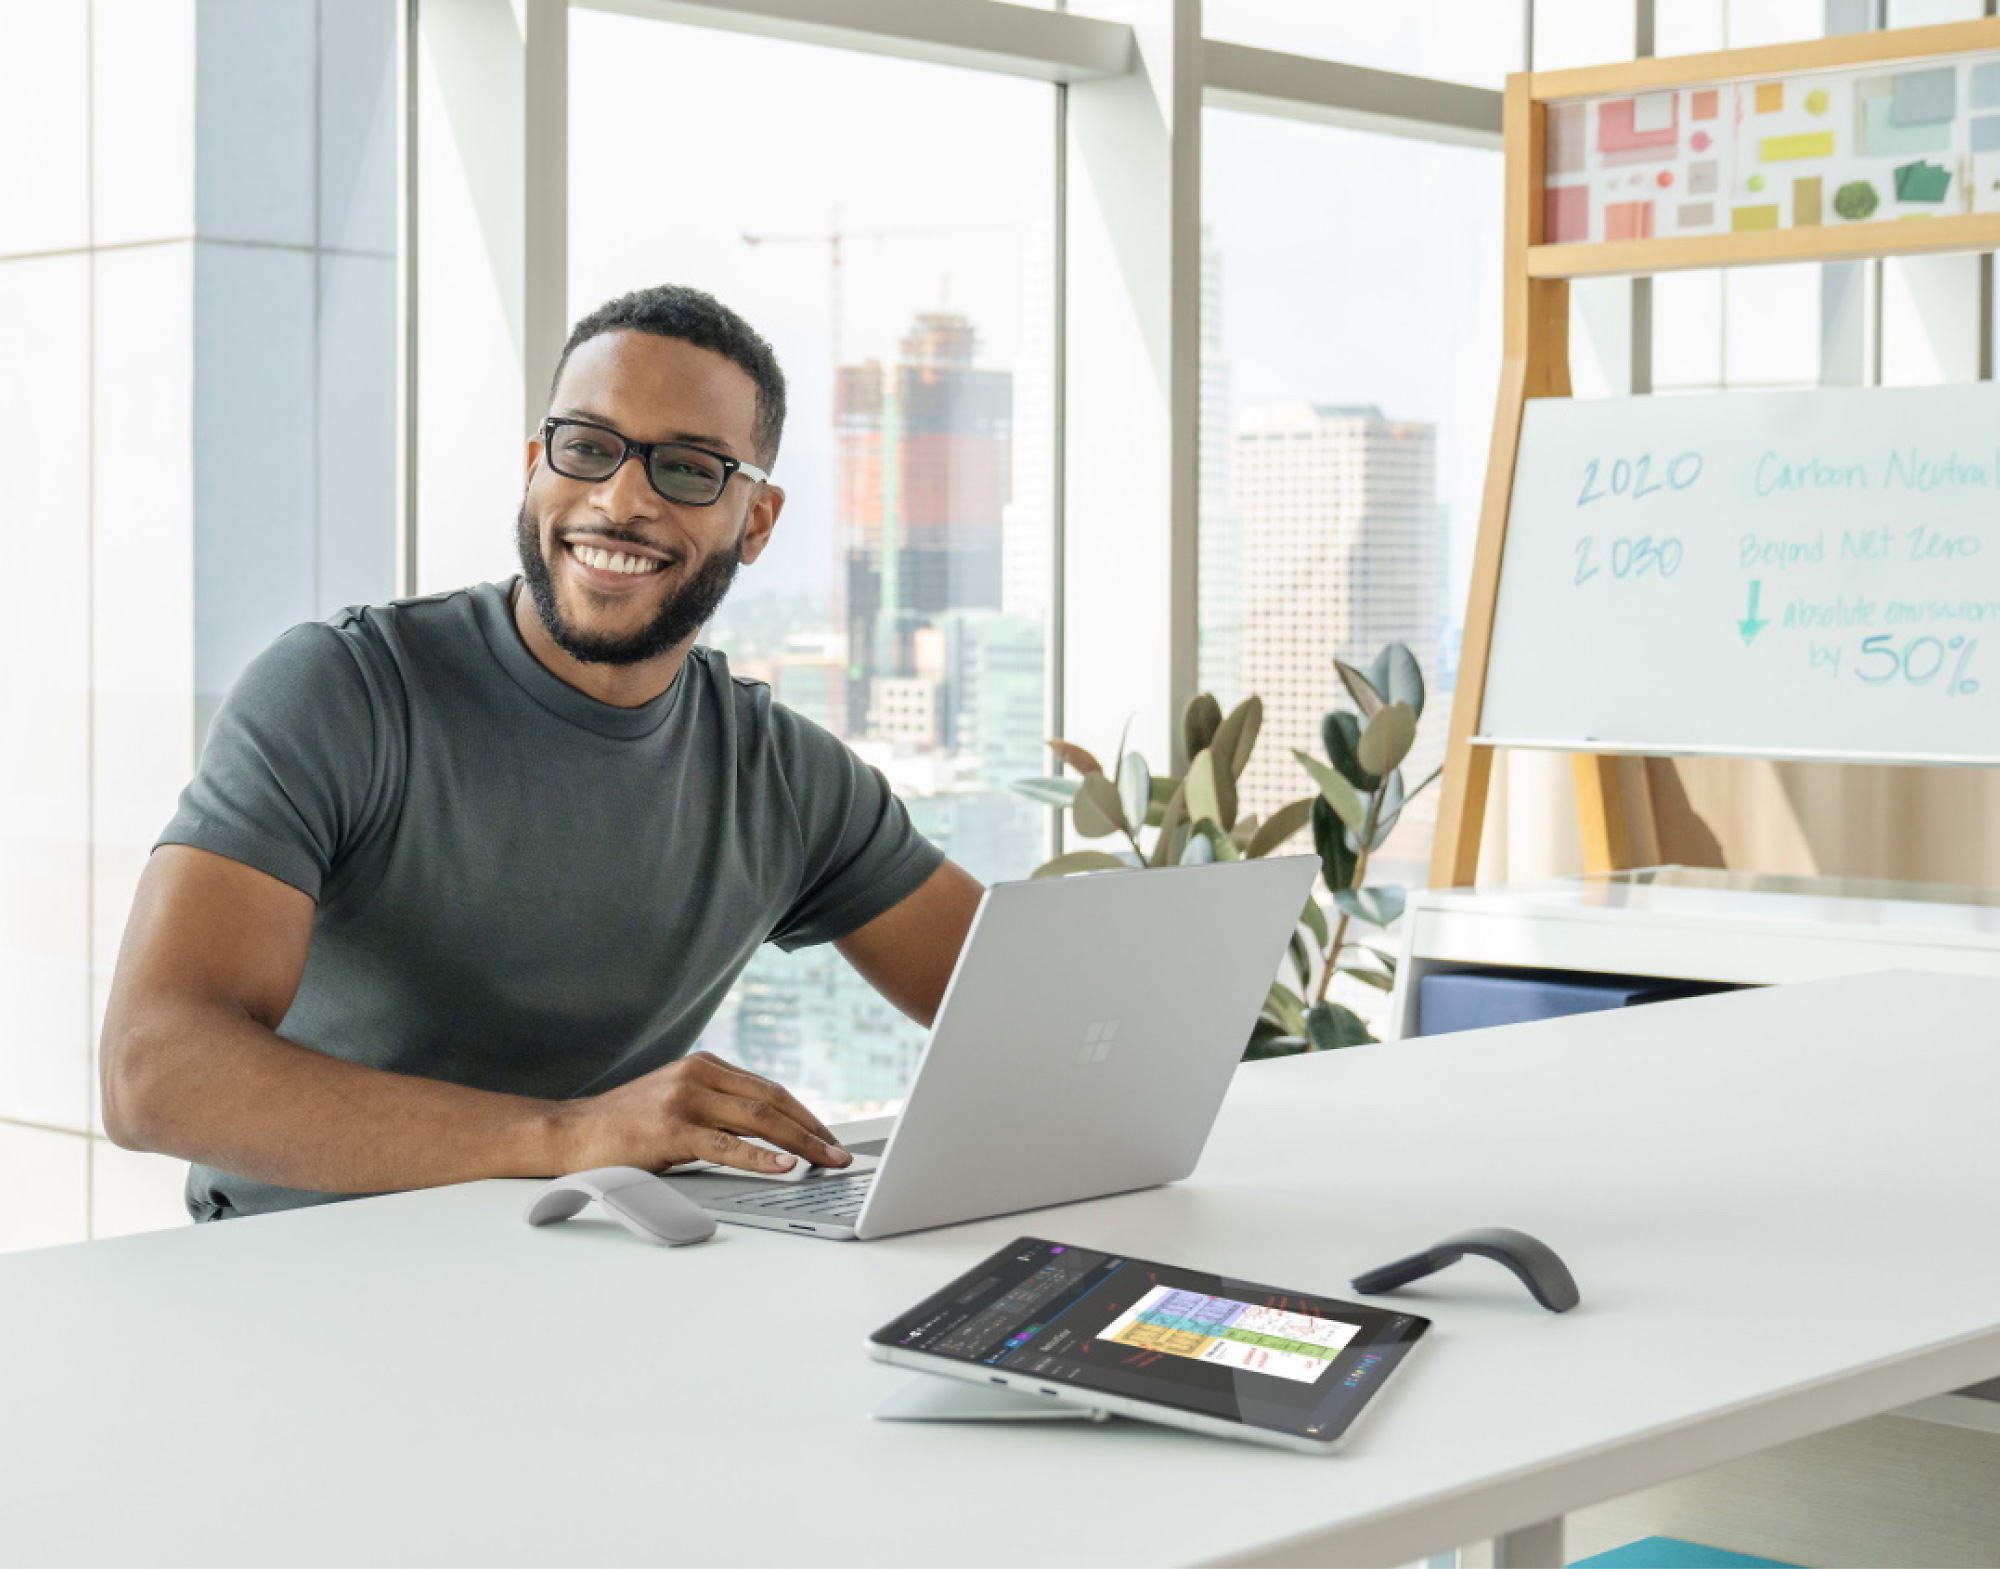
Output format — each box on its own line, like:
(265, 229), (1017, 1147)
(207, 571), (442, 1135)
(1199, 110), (1502, 911)
(1198, 0), (1523, 89)
(567, 11), (1057, 1117)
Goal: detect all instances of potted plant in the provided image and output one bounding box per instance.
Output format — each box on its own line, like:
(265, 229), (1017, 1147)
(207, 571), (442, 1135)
(1010, 643), (1439, 1057)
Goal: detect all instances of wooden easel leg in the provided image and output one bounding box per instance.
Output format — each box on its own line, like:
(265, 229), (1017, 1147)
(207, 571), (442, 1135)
(1573, 752), (1656, 874)
(1430, 740), (1496, 889)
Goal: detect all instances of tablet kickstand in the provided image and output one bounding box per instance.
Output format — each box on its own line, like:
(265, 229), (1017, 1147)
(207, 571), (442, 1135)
(873, 1377), (1112, 1423)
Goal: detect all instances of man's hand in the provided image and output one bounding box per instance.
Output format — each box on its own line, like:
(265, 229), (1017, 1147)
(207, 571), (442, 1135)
(551, 1051), (851, 1176)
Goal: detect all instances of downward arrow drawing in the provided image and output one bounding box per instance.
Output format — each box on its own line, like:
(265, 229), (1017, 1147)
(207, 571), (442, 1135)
(1739, 579), (1768, 645)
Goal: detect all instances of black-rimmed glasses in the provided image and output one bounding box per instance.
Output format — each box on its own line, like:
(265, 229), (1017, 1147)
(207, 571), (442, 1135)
(539, 418), (770, 507)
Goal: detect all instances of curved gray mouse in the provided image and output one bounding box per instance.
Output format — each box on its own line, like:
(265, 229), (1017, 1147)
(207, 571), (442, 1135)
(1350, 1226), (1579, 1312)
(524, 1167), (716, 1246)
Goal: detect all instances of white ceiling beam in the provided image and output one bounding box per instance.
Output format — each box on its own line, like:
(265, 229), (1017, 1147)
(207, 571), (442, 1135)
(575, 0), (1134, 84)
(1203, 41), (1503, 149)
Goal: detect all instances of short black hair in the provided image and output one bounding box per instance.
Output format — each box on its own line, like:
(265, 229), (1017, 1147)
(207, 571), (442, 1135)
(552, 285), (787, 466)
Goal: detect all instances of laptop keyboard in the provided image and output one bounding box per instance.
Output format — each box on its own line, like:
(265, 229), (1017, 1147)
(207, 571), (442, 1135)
(723, 1171), (874, 1222)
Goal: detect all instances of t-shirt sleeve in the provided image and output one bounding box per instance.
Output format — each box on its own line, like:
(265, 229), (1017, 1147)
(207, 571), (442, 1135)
(765, 706), (946, 952)
(155, 623), (383, 901)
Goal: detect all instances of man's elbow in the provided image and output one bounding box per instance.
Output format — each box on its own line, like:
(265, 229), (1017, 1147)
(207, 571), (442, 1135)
(98, 1014), (179, 1152)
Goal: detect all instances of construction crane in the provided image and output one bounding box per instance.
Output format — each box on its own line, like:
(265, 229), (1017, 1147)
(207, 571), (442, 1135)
(739, 211), (1021, 376)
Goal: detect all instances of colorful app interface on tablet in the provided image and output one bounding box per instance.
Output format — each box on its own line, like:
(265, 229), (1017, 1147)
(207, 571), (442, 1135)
(874, 1238), (1427, 1440)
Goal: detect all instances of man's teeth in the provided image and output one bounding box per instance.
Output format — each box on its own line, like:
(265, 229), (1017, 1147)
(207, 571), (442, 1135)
(570, 543), (662, 576)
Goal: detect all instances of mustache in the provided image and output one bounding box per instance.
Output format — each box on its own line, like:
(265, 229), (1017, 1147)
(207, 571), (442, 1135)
(554, 526), (681, 559)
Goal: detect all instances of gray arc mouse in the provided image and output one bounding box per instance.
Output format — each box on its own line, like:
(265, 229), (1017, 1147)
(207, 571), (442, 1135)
(1351, 1226), (1580, 1313)
(524, 1167), (717, 1246)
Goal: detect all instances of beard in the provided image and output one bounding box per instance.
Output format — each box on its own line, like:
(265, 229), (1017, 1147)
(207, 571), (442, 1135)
(515, 501), (744, 667)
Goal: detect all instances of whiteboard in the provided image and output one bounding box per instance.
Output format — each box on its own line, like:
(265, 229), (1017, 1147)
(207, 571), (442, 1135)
(1481, 384), (2000, 766)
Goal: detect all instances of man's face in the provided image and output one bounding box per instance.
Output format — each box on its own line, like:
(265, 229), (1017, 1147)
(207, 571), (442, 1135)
(517, 330), (782, 666)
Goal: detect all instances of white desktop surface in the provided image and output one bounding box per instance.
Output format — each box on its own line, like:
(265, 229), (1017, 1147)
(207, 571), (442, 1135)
(6, 971), (2000, 1568)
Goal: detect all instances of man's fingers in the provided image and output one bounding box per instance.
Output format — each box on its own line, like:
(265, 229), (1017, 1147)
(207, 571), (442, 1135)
(693, 1089), (845, 1170)
(684, 1056), (846, 1161)
(698, 1124), (800, 1174)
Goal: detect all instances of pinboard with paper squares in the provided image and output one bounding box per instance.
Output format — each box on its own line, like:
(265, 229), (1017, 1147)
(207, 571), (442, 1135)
(1543, 51), (2000, 244)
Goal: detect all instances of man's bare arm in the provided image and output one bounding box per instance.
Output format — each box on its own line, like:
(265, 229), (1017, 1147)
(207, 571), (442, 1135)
(100, 846), (846, 1191)
(834, 859), (985, 1028)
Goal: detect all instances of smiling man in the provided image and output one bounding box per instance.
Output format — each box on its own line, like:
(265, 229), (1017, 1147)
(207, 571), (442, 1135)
(99, 285), (985, 1221)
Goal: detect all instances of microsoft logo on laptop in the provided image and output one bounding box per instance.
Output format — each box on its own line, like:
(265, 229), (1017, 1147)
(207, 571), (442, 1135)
(1077, 1019), (1121, 1065)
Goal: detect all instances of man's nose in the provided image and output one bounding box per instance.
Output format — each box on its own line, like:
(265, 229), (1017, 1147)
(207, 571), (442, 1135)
(589, 450), (665, 517)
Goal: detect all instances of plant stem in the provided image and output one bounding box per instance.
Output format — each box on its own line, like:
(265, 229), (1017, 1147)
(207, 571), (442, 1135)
(1315, 780), (1384, 1004)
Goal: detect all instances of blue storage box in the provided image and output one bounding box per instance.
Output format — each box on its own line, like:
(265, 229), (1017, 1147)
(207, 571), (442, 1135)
(1417, 968), (1736, 1038)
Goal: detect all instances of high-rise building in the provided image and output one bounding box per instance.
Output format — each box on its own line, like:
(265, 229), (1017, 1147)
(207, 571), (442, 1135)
(1197, 224), (1242, 707)
(837, 311), (1012, 736)
(1234, 403), (1443, 818)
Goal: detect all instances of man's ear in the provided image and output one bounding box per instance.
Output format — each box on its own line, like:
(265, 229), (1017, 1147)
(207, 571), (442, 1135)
(524, 433), (545, 487)
(738, 484), (785, 566)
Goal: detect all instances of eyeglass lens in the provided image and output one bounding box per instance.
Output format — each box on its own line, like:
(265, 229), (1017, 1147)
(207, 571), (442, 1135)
(548, 424), (729, 505)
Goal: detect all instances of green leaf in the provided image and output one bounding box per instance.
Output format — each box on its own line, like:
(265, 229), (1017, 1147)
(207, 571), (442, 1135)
(1142, 775), (1178, 827)
(1011, 776), (1081, 809)
(1306, 1001), (1375, 1050)
(1321, 711), (1380, 792)
(1181, 827), (1216, 866)
(1362, 944), (1399, 976)
(1030, 850), (1129, 879)
(1246, 797), (1313, 859)
(1334, 885), (1407, 928)
(1368, 769), (1408, 851)
(1072, 772), (1127, 839)
(1185, 748), (1238, 833)
(1111, 716), (1133, 785)
(1048, 739), (1104, 776)
(1366, 642), (1426, 720)
(1244, 1030), (1312, 1062)
(1263, 981), (1308, 1037)
(1181, 693), (1223, 762)
(1311, 797), (1358, 893)
(1335, 660), (1383, 718)
(1293, 749), (1366, 836)
(1335, 959), (1395, 992)
(1358, 702), (1417, 777)
(1210, 696), (1263, 781)
(1190, 818), (1240, 862)
(1287, 930), (1313, 993)
(1150, 779), (1189, 867)
(1117, 752), (1151, 834)
(1299, 895), (1330, 950)
(1229, 813), (1261, 852)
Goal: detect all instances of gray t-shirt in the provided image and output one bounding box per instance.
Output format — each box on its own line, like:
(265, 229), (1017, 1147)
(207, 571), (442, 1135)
(158, 579), (944, 1221)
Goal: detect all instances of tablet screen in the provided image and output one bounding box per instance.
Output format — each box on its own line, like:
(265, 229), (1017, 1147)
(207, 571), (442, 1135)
(871, 1237), (1428, 1442)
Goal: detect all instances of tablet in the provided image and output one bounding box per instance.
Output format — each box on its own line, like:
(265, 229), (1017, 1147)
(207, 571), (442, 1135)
(868, 1237), (1428, 1455)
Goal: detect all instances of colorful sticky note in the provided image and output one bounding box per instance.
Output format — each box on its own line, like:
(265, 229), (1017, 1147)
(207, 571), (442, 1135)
(1688, 159), (1719, 196)
(1633, 92), (1675, 134)
(1748, 174), (1766, 192)
(1691, 130), (1713, 152)
(1861, 91), (1951, 158)
(1691, 89), (1720, 121)
(1972, 114), (2000, 155)
(1548, 102), (1588, 175)
(1833, 180), (1880, 221)
(1894, 160), (1951, 203)
(1545, 184), (1590, 244)
(1605, 200), (1656, 241)
(1732, 204), (1780, 231)
(1760, 132), (1835, 161)
(1890, 68), (1955, 127)
(1805, 88), (1831, 116)
(1974, 63), (2000, 111)
(1677, 201), (1716, 229)
(1755, 82), (1784, 113)
(1793, 176), (1823, 228)
(1598, 96), (1678, 160)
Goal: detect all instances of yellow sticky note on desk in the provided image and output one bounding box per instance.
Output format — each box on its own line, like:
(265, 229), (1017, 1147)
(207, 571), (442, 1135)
(1760, 132), (1835, 161)
(1732, 204), (1781, 231)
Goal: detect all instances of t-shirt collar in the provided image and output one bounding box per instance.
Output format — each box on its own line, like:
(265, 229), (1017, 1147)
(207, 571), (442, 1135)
(472, 578), (688, 739)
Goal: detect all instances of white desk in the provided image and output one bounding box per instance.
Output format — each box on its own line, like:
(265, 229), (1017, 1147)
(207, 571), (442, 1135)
(6, 972), (2000, 1568)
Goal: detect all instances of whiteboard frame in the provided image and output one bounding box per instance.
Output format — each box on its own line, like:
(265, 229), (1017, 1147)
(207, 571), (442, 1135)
(1474, 737), (2000, 769)
(1428, 16), (2000, 891)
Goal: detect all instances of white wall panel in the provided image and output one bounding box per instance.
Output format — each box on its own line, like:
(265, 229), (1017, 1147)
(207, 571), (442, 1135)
(0, 1123), (89, 1254)
(1881, 255), (1984, 388)
(89, 1137), (192, 1239)
(0, 256), (93, 1132)
(318, 251), (399, 615)
(195, 0), (316, 248)
(192, 240), (317, 724)
(90, 241), (195, 1115)
(0, 0), (90, 258)
(91, 0), (196, 247)
(319, 0), (400, 258)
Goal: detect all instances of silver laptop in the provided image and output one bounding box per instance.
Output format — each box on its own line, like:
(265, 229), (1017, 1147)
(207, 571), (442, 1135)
(665, 854), (1321, 1240)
